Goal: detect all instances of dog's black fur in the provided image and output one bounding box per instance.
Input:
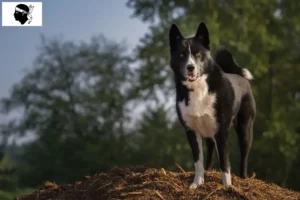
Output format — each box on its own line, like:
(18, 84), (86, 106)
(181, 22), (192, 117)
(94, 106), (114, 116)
(169, 22), (256, 188)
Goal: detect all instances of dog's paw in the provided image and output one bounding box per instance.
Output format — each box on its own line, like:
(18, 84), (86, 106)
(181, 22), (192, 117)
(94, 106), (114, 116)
(189, 174), (204, 190)
(189, 180), (204, 190)
(189, 183), (199, 190)
(221, 171), (232, 186)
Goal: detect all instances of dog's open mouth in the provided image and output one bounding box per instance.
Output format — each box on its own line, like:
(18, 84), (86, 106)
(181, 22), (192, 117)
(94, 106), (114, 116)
(187, 73), (197, 81)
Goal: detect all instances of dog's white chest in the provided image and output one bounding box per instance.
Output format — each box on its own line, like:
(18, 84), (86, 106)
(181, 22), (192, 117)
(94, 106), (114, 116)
(178, 78), (217, 138)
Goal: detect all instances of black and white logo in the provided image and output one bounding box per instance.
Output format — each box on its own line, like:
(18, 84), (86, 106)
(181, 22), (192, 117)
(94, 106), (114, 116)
(14, 4), (34, 25)
(2, 2), (42, 26)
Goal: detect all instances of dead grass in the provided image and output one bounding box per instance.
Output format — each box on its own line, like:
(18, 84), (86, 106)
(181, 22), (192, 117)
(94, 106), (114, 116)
(15, 166), (300, 200)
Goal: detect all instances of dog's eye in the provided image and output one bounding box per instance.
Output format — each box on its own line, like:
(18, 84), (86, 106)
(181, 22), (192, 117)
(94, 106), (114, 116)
(195, 52), (202, 57)
(180, 53), (184, 58)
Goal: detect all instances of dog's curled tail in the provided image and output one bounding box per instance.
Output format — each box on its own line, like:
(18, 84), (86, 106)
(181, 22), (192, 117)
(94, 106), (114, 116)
(215, 48), (253, 80)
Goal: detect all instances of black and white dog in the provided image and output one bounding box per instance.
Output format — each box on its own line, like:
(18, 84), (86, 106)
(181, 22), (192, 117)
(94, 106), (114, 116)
(169, 22), (256, 189)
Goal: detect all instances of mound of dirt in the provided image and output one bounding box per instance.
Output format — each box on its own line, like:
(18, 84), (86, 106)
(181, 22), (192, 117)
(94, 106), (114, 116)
(16, 166), (300, 200)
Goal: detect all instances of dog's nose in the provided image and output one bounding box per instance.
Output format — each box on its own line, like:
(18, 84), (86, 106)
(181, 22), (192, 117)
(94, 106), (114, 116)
(187, 65), (195, 72)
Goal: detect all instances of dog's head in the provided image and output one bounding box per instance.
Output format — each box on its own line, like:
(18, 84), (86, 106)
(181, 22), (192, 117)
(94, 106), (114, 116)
(169, 22), (212, 82)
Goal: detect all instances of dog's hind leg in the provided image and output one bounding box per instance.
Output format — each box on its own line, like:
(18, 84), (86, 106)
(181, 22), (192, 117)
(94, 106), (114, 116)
(205, 138), (215, 170)
(235, 95), (255, 178)
(235, 117), (254, 178)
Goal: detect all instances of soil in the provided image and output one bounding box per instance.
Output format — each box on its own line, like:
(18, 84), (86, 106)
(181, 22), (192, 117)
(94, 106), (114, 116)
(16, 166), (300, 200)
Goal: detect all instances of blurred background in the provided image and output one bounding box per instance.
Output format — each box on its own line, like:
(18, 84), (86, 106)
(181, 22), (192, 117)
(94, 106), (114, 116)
(0, 0), (300, 198)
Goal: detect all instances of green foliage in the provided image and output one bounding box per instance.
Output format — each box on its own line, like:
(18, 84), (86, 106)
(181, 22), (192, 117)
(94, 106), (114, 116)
(129, 106), (192, 170)
(0, 188), (34, 200)
(0, 154), (18, 190)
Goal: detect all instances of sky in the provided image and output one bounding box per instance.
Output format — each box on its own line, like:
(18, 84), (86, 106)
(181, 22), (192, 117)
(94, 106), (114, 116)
(0, 0), (149, 99)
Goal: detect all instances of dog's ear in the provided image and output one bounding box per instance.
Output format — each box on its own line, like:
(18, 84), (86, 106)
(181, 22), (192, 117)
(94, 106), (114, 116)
(195, 22), (210, 49)
(169, 24), (183, 51)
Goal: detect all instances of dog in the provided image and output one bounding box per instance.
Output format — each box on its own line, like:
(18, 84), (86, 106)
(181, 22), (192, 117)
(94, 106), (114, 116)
(168, 22), (256, 189)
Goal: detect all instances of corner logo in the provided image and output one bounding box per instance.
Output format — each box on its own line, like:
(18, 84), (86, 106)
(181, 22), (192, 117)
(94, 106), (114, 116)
(14, 4), (34, 25)
(2, 2), (42, 26)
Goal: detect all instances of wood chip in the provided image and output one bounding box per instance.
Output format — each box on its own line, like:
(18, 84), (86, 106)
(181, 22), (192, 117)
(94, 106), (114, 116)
(160, 168), (167, 175)
(175, 162), (186, 174)
(155, 190), (165, 200)
(121, 191), (143, 196)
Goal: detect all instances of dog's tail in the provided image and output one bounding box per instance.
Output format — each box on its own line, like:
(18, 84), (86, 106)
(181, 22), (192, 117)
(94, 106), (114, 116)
(215, 48), (253, 80)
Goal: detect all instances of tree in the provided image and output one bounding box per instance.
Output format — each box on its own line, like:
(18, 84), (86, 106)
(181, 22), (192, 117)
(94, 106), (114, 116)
(0, 35), (137, 186)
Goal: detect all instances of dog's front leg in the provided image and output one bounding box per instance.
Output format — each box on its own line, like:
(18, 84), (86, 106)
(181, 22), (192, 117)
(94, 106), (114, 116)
(186, 130), (204, 189)
(215, 130), (232, 186)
